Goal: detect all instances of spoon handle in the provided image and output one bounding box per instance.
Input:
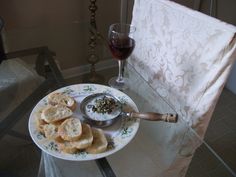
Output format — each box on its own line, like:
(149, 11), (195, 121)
(128, 112), (178, 123)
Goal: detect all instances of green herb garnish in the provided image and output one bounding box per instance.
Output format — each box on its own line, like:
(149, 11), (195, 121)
(92, 96), (118, 114)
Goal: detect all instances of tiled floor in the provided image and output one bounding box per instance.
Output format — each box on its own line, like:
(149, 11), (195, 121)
(0, 113), (41, 177)
(187, 88), (236, 177)
(0, 68), (118, 177)
(1, 67), (235, 177)
(206, 88), (236, 172)
(73, 67), (236, 177)
(66, 67), (118, 85)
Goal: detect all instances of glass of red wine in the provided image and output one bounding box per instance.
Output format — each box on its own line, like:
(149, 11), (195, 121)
(108, 23), (136, 90)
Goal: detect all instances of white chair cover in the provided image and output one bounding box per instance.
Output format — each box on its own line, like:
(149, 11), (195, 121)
(127, 0), (236, 176)
(130, 0), (236, 137)
(34, 1), (236, 177)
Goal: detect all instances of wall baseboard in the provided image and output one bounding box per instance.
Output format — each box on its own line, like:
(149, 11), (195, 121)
(62, 59), (117, 79)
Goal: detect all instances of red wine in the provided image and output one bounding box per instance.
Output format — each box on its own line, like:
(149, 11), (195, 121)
(109, 37), (135, 60)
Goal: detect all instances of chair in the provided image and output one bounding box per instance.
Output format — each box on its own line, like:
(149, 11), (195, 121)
(0, 17), (65, 175)
(125, 0), (236, 176)
(0, 17), (64, 125)
(130, 0), (236, 136)
(53, 1), (234, 176)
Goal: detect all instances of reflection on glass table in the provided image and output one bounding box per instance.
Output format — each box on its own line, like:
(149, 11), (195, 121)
(37, 63), (236, 177)
(0, 46), (65, 177)
(1, 31), (235, 177)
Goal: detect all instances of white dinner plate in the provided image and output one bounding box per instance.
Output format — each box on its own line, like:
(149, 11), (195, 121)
(28, 83), (140, 161)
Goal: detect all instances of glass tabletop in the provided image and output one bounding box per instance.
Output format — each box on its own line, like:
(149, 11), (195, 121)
(35, 62), (235, 177)
(110, 63), (235, 177)
(0, 23), (235, 177)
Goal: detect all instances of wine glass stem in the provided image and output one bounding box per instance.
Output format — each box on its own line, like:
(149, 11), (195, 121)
(117, 60), (125, 82)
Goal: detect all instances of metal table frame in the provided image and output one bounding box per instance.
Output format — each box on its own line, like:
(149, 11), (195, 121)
(0, 46), (116, 177)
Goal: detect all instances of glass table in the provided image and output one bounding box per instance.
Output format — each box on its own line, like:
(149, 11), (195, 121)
(0, 49), (235, 176)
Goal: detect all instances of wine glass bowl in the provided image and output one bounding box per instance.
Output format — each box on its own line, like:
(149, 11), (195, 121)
(108, 23), (136, 90)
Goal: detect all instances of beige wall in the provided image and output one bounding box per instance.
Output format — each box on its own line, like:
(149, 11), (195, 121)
(0, 0), (120, 69)
(1, 0), (235, 70)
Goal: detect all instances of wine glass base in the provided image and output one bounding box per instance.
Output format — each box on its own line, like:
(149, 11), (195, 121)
(108, 77), (128, 91)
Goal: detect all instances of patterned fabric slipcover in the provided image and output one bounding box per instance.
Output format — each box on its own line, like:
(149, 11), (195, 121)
(129, 0), (236, 176)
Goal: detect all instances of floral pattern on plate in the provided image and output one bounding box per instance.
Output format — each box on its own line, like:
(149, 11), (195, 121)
(28, 84), (140, 161)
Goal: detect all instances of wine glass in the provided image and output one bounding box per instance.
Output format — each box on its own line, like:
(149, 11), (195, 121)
(108, 23), (136, 90)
